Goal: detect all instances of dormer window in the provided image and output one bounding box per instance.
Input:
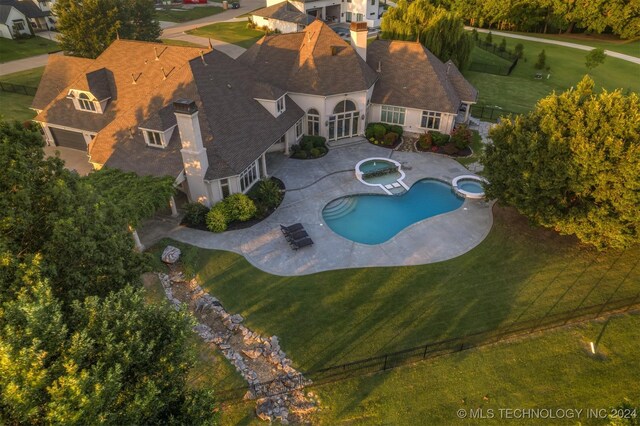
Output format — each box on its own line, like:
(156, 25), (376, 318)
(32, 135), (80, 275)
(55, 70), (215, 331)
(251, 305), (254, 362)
(144, 130), (164, 147)
(78, 93), (96, 112)
(276, 96), (285, 114)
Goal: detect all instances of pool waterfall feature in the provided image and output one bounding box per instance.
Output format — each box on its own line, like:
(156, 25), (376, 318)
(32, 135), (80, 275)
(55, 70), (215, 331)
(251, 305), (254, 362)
(355, 157), (409, 195)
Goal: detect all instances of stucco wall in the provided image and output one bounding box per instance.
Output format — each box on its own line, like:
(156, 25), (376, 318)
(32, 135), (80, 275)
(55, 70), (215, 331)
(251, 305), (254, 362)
(368, 103), (457, 134)
(251, 15), (299, 33)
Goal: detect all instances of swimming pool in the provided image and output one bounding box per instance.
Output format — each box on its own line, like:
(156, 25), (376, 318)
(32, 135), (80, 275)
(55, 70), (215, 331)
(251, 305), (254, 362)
(322, 179), (464, 245)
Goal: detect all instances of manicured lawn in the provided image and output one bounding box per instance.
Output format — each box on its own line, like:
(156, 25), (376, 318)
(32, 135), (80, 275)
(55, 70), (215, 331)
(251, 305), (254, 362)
(151, 205), (640, 375)
(188, 21), (265, 49)
(0, 67), (44, 122)
(0, 37), (59, 63)
(464, 37), (640, 115)
(161, 38), (207, 48)
(155, 5), (224, 23)
(218, 313), (640, 424)
(142, 273), (246, 392)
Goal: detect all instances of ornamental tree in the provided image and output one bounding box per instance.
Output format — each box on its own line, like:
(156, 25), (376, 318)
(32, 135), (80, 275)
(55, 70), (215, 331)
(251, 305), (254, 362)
(585, 48), (606, 71)
(482, 76), (640, 250)
(54, 0), (160, 58)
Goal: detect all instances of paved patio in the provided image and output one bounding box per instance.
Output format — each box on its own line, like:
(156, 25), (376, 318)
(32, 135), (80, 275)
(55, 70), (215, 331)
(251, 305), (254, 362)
(156, 139), (493, 276)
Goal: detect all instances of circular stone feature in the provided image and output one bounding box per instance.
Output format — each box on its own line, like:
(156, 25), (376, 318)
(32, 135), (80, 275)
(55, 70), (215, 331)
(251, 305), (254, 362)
(451, 175), (488, 199)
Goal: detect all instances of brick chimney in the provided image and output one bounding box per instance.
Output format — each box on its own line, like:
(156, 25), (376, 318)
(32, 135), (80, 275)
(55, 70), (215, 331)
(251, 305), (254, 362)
(350, 22), (368, 61)
(174, 99), (210, 206)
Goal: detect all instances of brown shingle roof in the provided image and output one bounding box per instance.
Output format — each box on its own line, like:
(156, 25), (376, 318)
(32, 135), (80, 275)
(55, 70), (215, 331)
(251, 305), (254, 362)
(86, 68), (113, 101)
(444, 59), (478, 103)
(238, 20), (378, 96)
(31, 55), (94, 111)
(367, 40), (476, 113)
(251, 2), (313, 25)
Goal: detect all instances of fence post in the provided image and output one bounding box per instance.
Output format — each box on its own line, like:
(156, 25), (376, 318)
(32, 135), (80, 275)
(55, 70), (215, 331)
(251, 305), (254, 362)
(423, 344), (428, 359)
(23, 85), (28, 95)
(459, 343), (464, 351)
(383, 355), (388, 370)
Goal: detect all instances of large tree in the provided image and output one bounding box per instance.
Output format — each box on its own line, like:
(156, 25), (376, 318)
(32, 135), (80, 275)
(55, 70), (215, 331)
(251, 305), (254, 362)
(54, 0), (160, 58)
(381, 0), (472, 69)
(482, 76), (640, 250)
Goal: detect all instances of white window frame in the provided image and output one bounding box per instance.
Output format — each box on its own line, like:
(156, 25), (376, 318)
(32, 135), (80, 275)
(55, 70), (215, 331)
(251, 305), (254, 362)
(421, 111), (442, 130)
(77, 93), (96, 112)
(295, 119), (303, 140)
(144, 130), (164, 147)
(276, 96), (286, 114)
(307, 110), (320, 136)
(240, 161), (259, 192)
(381, 105), (406, 125)
(219, 178), (230, 198)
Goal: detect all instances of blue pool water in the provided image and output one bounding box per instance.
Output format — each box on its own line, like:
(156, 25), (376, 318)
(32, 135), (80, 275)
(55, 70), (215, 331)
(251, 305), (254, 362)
(322, 179), (464, 245)
(458, 180), (484, 193)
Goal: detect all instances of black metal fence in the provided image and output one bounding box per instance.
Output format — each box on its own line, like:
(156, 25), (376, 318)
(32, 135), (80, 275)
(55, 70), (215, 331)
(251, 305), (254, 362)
(469, 39), (520, 76)
(0, 81), (37, 96)
(470, 104), (519, 121)
(212, 295), (640, 402)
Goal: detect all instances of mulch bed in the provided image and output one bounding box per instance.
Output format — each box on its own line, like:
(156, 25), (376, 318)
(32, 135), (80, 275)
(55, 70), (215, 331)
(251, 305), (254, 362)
(415, 143), (472, 158)
(365, 138), (403, 150)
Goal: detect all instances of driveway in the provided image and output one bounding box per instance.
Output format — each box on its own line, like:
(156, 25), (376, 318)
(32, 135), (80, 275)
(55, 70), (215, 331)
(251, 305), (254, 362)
(150, 140), (494, 276)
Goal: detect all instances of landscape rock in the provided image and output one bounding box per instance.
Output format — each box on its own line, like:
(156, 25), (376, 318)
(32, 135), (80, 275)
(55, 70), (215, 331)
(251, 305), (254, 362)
(161, 245), (181, 264)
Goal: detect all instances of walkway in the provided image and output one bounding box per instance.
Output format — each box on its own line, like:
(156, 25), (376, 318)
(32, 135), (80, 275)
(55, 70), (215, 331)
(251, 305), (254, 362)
(0, 52), (58, 76)
(139, 141), (494, 276)
(466, 27), (640, 65)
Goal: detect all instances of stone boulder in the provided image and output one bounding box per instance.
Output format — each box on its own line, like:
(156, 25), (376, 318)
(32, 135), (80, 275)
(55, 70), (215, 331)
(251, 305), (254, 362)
(161, 245), (181, 264)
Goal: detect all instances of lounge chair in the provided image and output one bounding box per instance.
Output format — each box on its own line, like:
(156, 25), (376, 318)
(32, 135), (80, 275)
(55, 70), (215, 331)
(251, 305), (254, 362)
(290, 237), (314, 250)
(286, 229), (309, 242)
(280, 223), (304, 235)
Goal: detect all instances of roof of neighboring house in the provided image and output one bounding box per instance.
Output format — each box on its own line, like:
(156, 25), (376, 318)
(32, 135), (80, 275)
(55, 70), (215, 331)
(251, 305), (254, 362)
(33, 40), (302, 180)
(238, 20), (378, 96)
(0, 0), (49, 18)
(31, 55), (95, 111)
(251, 2), (314, 25)
(367, 40), (476, 113)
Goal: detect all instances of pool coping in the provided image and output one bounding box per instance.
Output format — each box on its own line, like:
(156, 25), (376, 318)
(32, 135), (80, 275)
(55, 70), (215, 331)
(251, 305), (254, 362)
(354, 157), (408, 195)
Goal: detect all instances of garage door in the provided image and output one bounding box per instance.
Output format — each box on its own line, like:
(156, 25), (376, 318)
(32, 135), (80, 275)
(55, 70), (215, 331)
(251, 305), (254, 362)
(50, 127), (87, 151)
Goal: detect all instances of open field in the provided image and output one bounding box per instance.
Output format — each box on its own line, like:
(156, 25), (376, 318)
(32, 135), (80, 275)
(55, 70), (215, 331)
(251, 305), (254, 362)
(0, 37), (58, 62)
(0, 67), (44, 122)
(188, 22), (265, 49)
(464, 37), (640, 115)
(155, 5), (224, 23)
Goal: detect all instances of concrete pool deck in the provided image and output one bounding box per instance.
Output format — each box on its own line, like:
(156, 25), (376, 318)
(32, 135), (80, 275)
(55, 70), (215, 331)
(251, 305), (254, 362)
(161, 139), (494, 276)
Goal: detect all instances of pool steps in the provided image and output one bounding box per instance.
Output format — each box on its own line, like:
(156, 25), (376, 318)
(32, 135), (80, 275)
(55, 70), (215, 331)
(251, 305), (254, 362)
(323, 197), (358, 220)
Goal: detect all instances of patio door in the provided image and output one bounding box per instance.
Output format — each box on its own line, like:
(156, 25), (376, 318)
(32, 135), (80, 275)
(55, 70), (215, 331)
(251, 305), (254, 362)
(329, 100), (359, 141)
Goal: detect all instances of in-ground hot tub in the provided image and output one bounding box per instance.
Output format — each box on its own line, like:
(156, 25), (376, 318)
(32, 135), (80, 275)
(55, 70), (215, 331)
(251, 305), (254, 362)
(451, 175), (487, 199)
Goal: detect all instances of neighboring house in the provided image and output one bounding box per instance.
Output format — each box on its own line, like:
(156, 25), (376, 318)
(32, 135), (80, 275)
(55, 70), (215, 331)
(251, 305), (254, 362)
(251, 0), (380, 33)
(0, 0), (54, 39)
(32, 20), (476, 207)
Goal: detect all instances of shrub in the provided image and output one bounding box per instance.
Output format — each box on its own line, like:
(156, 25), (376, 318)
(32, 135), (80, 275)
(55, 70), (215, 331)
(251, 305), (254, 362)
(312, 137), (326, 148)
(318, 146), (328, 155)
(309, 147), (321, 157)
(443, 142), (459, 155)
(417, 132), (432, 150)
(450, 124), (473, 150)
(499, 38), (507, 52)
(206, 205), (228, 232)
(182, 202), (209, 227)
(535, 49), (546, 70)
(292, 150), (308, 159)
(485, 31), (492, 44)
(514, 43), (524, 59)
(301, 139), (314, 151)
(290, 144), (300, 153)
(383, 132), (399, 146)
(223, 193), (257, 222)
(373, 124), (386, 140)
(255, 178), (282, 209)
(365, 125), (376, 139)
(430, 131), (450, 147)
(388, 124), (403, 137)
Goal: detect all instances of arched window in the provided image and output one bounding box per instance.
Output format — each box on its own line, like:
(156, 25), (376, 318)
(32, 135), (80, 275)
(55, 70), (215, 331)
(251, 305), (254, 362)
(78, 92), (96, 112)
(333, 100), (356, 114)
(307, 108), (320, 136)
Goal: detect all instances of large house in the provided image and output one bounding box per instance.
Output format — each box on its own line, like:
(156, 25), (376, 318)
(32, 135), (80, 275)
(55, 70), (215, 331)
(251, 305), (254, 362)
(0, 0), (55, 39)
(32, 20), (476, 207)
(250, 0), (380, 33)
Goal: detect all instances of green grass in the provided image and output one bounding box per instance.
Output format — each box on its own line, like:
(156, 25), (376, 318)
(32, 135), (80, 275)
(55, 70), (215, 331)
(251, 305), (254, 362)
(0, 37), (59, 63)
(161, 38), (207, 48)
(150, 205), (640, 375)
(455, 129), (483, 167)
(218, 313), (640, 424)
(142, 273), (246, 392)
(188, 21), (265, 49)
(504, 31), (640, 58)
(464, 37), (640, 115)
(155, 5), (224, 23)
(0, 67), (44, 122)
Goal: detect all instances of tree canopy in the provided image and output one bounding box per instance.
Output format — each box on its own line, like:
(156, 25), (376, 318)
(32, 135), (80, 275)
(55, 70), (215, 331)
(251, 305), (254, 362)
(381, 0), (472, 69)
(54, 0), (161, 58)
(482, 76), (640, 250)
(0, 122), (215, 423)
